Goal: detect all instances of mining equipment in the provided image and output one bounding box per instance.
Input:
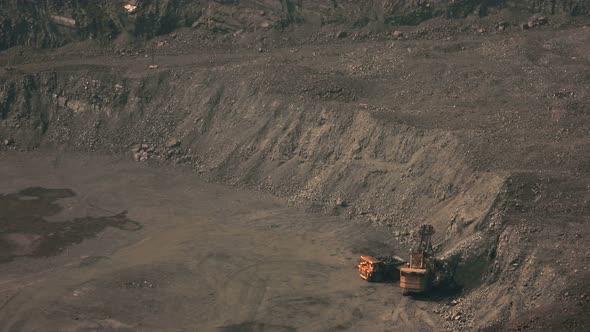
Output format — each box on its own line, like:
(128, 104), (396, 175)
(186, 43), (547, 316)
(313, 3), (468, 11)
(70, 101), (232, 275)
(400, 224), (436, 296)
(148, 50), (158, 69)
(358, 255), (406, 282)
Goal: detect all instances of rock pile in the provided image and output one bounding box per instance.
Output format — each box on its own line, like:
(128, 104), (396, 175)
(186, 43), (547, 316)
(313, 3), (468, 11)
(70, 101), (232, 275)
(521, 16), (549, 30)
(132, 143), (154, 162)
(131, 138), (192, 165)
(495, 21), (509, 31)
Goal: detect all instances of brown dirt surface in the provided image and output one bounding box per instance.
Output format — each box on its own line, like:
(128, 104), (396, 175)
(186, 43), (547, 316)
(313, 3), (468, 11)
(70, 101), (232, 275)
(1, 2), (590, 332)
(0, 152), (439, 331)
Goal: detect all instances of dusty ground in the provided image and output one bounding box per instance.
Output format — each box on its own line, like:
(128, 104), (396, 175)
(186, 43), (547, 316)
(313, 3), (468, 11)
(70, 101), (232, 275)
(0, 152), (442, 332)
(1, 5), (590, 331)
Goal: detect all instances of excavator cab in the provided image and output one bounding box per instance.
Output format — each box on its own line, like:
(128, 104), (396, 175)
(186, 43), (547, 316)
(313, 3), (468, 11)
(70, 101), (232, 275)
(358, 255), (385, 282)
(400, 253), (432, 295)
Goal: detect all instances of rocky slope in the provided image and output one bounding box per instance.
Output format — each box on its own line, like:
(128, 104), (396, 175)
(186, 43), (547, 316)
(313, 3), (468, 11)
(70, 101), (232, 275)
(1, 0), (589, 50)
(1, 2), (590, 331)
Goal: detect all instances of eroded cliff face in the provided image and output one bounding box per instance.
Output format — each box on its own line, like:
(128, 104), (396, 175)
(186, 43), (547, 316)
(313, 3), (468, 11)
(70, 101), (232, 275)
(1, 48), (588, 329)
(0, 67), (503, 244)
(1, 0), (589, 50)
(1, 5), (589, 329)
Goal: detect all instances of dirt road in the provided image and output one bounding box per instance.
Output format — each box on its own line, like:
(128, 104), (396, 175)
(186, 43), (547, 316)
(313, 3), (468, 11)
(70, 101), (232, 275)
(0, 152), (440, 331)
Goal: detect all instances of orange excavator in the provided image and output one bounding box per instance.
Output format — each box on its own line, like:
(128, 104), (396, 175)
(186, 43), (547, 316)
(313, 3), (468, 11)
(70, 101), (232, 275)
(400, 224), (435, 296)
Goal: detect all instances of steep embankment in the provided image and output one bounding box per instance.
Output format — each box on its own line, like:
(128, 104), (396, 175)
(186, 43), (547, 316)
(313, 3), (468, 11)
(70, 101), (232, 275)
(1, 24), (589, 330)
(0, 44), (510, 259)
(0, 51), (528, 331)
(0, 63), (504, 244)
